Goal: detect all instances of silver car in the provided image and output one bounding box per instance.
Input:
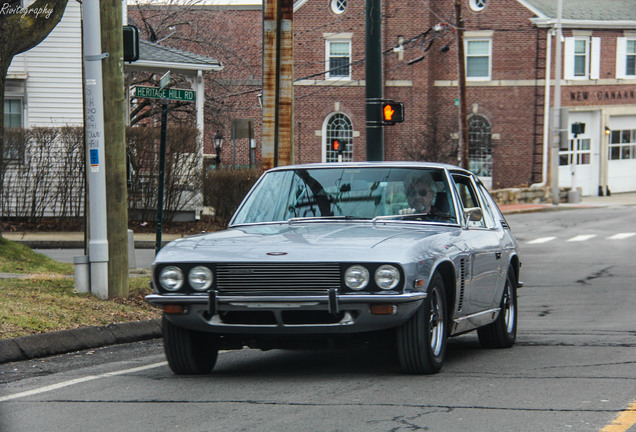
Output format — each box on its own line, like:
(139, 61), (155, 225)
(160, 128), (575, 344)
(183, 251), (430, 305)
(146, 162), (522, 375)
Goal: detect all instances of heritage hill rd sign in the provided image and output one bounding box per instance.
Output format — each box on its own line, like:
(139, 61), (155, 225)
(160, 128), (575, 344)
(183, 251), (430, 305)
(134, 85), (195, 102)
(132, 84), (196, 253)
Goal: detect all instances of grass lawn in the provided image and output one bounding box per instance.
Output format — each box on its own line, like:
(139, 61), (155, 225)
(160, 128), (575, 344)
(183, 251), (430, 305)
(0, 238), (161, 339)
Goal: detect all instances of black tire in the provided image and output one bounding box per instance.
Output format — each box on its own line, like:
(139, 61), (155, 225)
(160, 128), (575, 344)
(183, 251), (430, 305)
(397, 271), (447, 374)
(162, 316), (219, 375)
(477, 269), (517, 348)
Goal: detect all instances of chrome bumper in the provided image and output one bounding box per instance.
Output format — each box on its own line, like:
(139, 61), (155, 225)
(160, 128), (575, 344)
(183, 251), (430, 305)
(147, 289), (427, 334)
(146, 290), (427, 314)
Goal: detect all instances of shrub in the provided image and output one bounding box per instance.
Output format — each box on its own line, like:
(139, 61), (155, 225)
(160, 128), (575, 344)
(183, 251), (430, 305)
(203, 167), (263, 226)
(127, 125), (202, 223)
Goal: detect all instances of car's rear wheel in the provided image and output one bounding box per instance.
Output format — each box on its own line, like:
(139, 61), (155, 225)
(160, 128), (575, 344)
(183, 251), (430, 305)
(477, 268), (517, 348)
(162, 316), (219, 375)
(397, 271), (447, 374)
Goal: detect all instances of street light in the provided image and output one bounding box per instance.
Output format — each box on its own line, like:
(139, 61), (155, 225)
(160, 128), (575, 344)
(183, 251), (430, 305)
(213, 130), (224, 166)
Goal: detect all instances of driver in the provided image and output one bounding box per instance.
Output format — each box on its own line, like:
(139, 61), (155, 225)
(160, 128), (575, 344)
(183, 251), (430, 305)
(404, 171), (438, 214)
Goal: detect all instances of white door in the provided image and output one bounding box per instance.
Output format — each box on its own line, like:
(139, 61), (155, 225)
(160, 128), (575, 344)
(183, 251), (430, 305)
(558, 112), (600, 196)
(608, 116), (636, 193)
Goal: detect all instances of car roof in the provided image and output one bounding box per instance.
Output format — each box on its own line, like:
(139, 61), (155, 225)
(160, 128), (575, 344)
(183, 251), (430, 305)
(266, 161), (470, 174)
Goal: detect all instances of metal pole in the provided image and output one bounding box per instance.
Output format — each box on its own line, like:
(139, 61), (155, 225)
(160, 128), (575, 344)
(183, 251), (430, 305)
(232, 120), (237, 167)
(156, 101), (168, 255)
(550, 0), (563, 205)
(365, 0), (384, 161)
(82, 0), (109, 299)
(455, 0), (469, 170)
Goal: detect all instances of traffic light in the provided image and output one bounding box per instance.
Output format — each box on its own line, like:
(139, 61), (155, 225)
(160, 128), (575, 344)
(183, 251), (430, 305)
(381, 101), (404, 125)
(123, 25), (140, 62)
(331, 138), (346, 154)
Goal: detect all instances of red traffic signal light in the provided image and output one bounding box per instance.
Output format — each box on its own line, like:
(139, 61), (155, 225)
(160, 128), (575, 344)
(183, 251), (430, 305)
(331, 139), (346, 153)
(381, 101), (404, 125)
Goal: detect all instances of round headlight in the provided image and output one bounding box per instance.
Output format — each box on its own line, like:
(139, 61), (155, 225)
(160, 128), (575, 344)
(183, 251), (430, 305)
(375, 265), (400, 290)
(344, 265), (370, 291)
(189, 266), (213, 291)
(159, 266), (184, 291)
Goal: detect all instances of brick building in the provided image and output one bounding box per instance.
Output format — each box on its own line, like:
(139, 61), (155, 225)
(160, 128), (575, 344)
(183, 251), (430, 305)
(132, 0), (636, 194)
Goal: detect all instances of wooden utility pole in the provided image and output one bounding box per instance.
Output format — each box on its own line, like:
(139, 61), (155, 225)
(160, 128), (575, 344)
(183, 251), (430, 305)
(262, 0), (294, 170)
(455, 0), (469, 170)
(100, 0), (129, 298)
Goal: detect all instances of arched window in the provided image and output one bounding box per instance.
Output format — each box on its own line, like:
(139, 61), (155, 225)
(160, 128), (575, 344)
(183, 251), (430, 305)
(468, 114), (492, 178)
(325, 113), (353, 162)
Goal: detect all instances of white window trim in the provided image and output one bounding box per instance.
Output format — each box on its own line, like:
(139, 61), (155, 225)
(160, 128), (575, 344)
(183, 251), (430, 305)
(325, 38), (352, 81)
(564, 36), (600, 80)
(617, 37), (636, 79)
(464, 38), (492, 81)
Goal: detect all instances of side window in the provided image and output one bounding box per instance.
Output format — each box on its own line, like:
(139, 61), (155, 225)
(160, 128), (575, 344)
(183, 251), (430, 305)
(452, 174), (486, 228)
(475, 183), (498, 228)
(465, 38), (491, 81)
(326, 40), (351, 80)
(3, 99), (24, 163)
(617, 37), (636, 79)
(564, 36), (600, 80)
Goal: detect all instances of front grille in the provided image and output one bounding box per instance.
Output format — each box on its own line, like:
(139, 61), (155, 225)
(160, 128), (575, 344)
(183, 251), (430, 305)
(216, 263), (341, 291)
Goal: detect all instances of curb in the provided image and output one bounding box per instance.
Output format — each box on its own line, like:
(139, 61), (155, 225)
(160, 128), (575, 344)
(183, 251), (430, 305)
(0, 319), (162, 364)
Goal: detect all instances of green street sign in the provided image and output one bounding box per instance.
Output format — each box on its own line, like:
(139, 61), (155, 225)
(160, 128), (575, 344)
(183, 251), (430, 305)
(134, 86), (195, 102)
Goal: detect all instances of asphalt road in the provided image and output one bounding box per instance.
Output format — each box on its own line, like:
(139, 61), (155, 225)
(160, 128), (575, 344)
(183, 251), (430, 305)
(2, 206), (636, 432)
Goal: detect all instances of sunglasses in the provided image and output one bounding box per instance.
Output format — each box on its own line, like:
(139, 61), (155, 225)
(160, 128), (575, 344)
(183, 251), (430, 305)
(408, 188), (429, 197)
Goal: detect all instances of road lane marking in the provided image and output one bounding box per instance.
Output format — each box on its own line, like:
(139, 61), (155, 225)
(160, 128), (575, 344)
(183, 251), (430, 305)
(567, 234), (597, 242)
(0, 361), (167, 402)
(601, 400), (636, 432)
(527, 236), (556, 244)
(608, 233), (636, 240)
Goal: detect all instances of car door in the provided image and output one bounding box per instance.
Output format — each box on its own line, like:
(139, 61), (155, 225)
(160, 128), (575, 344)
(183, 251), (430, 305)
(451, 173), (504, 314)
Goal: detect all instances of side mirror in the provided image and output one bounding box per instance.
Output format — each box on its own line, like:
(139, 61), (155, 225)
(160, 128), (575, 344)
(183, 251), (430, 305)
(464, 207), (483, 223)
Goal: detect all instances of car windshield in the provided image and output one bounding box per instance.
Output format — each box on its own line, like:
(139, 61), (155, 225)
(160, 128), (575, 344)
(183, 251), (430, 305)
(231, 167), (458, 225)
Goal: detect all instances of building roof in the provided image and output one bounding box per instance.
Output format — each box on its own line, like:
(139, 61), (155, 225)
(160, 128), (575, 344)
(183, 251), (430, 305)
(125, 39), (223, 75)
(518, 0), (636, 28)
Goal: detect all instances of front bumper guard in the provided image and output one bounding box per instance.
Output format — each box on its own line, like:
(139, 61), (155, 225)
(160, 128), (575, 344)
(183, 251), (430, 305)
(146, 289), (427, 315)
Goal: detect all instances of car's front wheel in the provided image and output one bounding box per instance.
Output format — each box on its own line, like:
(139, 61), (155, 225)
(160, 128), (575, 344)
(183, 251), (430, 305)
(397, 271), (447, 374)
(477, 268), (517, 348)
(162, 316), (219, 375)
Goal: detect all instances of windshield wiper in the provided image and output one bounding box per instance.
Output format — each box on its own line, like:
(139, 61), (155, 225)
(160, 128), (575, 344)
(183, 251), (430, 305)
(288, 215), (371, 224)
(372, 213), (458, 224)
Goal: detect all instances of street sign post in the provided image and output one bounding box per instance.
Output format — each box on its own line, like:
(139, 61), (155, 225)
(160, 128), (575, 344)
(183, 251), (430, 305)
(159, 71), (171, 89)
(134, 85), (195, 253)
(134, 86), (195, 102)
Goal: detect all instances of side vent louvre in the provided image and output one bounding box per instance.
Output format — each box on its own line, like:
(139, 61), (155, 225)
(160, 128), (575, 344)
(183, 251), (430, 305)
(458, 259), (466, 312)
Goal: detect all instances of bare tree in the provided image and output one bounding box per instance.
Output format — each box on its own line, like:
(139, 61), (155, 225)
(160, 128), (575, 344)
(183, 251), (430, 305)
(127, 0), (262, 151)
(0, 0), (69, 237)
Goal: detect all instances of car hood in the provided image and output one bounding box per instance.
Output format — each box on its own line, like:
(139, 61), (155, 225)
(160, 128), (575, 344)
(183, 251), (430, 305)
(155, 221), (462, 264)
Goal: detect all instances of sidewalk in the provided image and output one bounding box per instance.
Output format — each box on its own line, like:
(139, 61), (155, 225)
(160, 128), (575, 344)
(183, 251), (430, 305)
(498, 191), (636, 214)
(2, 231), (184, 249)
